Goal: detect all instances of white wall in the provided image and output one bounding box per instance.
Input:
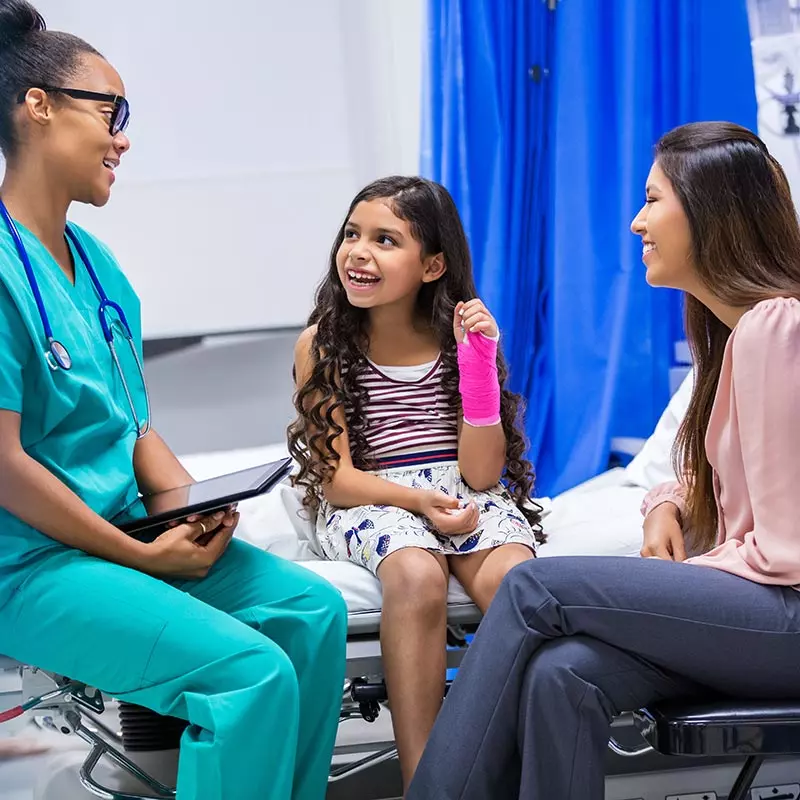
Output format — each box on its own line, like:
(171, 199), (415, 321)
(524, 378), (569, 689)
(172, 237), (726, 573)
(14, 0), (423, 339)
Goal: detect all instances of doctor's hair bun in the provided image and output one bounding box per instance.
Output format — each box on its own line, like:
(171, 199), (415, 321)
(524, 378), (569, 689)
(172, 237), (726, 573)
(0, 0), (46, 50)
(0, 0), (101, 159)
(0, 0), (45, 53)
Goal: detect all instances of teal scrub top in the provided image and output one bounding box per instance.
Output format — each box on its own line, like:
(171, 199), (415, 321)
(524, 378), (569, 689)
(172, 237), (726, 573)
(0, 219), (146, 601)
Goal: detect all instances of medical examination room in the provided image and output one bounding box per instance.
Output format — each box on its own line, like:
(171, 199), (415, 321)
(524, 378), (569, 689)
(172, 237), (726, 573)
(4, 0), (800, 797)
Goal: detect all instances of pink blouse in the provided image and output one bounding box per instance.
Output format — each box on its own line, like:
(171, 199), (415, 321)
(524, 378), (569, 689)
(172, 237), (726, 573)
(642, 298), (800, 585)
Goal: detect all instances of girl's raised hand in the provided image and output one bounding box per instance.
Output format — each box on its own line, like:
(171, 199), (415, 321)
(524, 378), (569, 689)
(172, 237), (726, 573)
(454, 299), (499, 344)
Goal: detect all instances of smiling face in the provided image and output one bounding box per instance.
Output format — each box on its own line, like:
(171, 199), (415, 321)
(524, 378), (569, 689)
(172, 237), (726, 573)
(335, 198), (445, 309)
(630, 160), (695, 290)
(19, 52), (131, 207)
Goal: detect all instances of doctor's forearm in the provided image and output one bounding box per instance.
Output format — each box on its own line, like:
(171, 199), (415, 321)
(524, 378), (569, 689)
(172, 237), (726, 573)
(0, 451), (149, 568)
(133, 429), (194, 494)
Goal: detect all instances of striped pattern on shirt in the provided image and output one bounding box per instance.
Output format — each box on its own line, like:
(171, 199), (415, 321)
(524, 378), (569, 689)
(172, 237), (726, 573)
(345, 356), (459, 469)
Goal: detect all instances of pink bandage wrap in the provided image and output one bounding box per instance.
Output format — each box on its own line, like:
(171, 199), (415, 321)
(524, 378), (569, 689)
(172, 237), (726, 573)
(457, 331), (501, 426)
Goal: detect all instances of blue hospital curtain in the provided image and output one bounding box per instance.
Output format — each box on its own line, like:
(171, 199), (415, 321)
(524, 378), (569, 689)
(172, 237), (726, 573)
(423, 0), (757, 496)
(422, 0), (554, 480)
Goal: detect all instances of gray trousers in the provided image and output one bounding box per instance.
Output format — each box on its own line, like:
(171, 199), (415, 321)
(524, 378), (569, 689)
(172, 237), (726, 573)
(406, 556), (800, 800)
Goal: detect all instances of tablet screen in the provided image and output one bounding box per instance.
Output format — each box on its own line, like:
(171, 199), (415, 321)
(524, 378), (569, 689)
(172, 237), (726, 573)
(113, 459), (291, 534)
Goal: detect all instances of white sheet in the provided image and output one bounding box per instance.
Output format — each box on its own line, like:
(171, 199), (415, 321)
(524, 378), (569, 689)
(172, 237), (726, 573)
(179, 445), (649, 614)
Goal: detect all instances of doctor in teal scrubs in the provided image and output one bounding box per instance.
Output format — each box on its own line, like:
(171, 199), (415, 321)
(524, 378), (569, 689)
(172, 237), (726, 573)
(0, 2), (347, 798)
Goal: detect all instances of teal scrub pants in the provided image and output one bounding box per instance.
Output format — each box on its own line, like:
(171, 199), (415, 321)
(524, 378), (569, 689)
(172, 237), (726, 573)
(0, 539), (347, 800)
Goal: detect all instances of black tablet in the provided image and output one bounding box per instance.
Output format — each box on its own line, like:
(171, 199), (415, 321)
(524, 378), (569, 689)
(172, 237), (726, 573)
(113, 458), (293, 536)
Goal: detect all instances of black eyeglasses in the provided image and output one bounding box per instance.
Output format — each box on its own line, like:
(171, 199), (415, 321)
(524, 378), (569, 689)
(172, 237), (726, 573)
(16, 87), (130, 136)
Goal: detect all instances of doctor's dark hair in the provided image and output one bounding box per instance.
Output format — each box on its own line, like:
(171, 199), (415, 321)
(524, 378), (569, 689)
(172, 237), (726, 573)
(656, 121), (800, 552)
(0, 0), (101, 158)
(287, 175), (544, 541)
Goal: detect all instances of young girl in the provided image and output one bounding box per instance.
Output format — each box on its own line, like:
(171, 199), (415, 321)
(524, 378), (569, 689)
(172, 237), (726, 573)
(288, 175), (543, 787)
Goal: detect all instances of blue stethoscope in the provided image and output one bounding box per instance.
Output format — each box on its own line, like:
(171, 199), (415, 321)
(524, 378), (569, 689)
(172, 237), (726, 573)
(0, 198), (151, 438)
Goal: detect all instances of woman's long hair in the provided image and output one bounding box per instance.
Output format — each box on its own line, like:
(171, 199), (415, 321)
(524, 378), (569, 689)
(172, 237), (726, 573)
(658, 122), (800, 550)
(287, 176), (543, 541)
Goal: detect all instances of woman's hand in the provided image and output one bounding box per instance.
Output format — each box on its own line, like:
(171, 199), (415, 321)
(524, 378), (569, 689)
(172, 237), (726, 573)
(417, 490), (480, 536)
(166, 506), (239, 542)
(454, 299), (499, 344)
(641, 502), (686, 561)
(140, 509), (240, 579)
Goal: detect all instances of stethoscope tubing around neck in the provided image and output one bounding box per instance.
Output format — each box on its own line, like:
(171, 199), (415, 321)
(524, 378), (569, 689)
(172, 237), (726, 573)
(0, 198), (56, 342)
(0, 197), (151, 437)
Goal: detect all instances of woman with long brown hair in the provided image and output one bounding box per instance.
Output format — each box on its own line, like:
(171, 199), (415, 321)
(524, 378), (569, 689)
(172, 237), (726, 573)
(407, 121), (800, 800)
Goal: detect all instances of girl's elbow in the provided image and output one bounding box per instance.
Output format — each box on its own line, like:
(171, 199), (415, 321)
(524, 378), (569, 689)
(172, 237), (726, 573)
(322, 480), (342, 507)
(321, 465), (352, 507)
(479, 476), (504, 492)
(460, 464), (503, 492)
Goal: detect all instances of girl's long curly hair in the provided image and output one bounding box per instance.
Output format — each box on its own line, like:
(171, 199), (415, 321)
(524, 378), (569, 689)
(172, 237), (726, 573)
(287, 176), (543, 542)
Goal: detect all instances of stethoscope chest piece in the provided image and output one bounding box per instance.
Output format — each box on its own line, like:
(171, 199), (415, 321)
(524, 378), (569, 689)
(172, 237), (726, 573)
(46, 339), (72, 371)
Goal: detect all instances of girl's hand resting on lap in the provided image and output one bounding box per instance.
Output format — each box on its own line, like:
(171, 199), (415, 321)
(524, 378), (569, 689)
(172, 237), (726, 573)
(417, 490), (480, 535)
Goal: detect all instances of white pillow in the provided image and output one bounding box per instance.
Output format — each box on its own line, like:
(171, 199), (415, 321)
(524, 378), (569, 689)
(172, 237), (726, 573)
(178, 443), (291, 481)
(623, 371), (693, 491)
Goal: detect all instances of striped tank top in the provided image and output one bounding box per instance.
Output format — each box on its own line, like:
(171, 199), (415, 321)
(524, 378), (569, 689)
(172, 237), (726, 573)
(345, 355), (459, 470)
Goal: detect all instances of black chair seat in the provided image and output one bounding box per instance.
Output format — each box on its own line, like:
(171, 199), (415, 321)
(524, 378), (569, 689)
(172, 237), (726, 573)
(634, 699), (800, 757)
